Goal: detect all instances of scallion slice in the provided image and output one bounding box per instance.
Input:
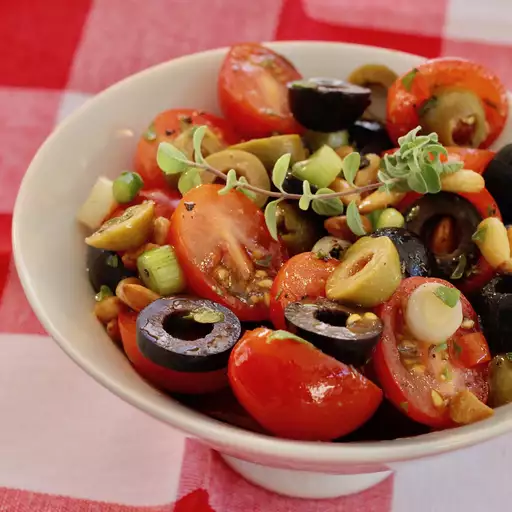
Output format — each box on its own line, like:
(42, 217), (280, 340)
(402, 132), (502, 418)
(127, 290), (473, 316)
(113, 172), (144, 203)
(137, 245), (185, 295)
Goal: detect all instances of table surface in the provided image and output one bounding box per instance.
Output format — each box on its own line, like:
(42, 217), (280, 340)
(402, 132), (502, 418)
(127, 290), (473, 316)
(2, 1), (512, 510)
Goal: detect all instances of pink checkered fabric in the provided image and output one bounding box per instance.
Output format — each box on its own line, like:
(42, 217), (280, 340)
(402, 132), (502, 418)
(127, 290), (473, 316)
(2, 1), (512, 510)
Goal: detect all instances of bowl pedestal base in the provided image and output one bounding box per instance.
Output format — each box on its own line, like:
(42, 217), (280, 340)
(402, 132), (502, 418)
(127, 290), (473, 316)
(221, 454), (392, 499)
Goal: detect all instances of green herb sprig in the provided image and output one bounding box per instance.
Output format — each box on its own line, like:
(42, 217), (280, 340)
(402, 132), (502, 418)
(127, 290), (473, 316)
(155, 125), (463, 240)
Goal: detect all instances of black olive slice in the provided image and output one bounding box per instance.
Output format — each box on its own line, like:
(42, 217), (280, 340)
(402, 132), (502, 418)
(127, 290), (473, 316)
(370, 228), (433, 277)
(288, 78), (371, 132)
(472, 276), (512, 354)
(86, 246), (136, 293)
(403, 192), (481, 281)
(136, 297), (241, 373)
(483, 145), (512, 225)
(284, 298), (382, 366)
(281, 171), (318, 195)
(348, 120), (393, 155)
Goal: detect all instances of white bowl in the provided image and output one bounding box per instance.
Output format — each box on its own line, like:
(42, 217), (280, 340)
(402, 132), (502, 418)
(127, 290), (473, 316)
(13, 41), (512, 499)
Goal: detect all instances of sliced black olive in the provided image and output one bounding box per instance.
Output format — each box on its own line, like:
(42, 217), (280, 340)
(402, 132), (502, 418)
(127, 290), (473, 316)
(281, 171), (318, 195)
(403, 192), (481, 282)
(472, 276), (512, 354)
(136, 297), (241, 372)
(348, 120), (393, 155)
(86, 246), (136, 293)
(287, 78), (371, 132)
(284, 298), (382, 366)
(370, 228), (433, 277)
(483, 144), (512, 225)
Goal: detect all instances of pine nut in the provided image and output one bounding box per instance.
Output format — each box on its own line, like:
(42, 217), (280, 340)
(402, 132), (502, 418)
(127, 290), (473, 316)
(449, 390), (494, 424)
(474, 217), (510, 269)
(441, 169), (485, 194)
(335, 145), (355, 159)
(324, 215), (372, 241)
(94, 296), (123, 324)
(116, 278), (160, 312)
(346, 313), (362, 326)
(355, 154), (380, 187)
(330, 178), (361, 206)
(152, 217), (170, 246)
(358, 190), (405, 214)
(257, 279), (274, 289)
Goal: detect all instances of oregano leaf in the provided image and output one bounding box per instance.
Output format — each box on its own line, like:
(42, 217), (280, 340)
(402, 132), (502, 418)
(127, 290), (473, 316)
(272, 153), (291, 192)
(312, 188), (344, 216)
(401, 68), (418, 91)
(421, 163), (442, 194)
(346, 200), (367, 236)
(236, 176), (257, 200)
(192, 125), (207, 164)
(156, 142), (189, 175)
(178, 168), (202, 195)
(442, 161), (464, 174)
(407, 171), (428, 194)
(266, 329), (312, 345)
(299, 180), (313, 211)
(218, 169), (238, 195)
(342, 152), (360, 186)
(264, 199), (283, 241)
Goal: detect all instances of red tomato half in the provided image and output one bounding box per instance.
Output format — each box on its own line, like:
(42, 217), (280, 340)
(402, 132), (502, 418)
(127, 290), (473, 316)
(387, 59), (508, 148)
(169, 185), (287, 322)
(229, 328), (383, 441)
(218, 43), (303, 138)
(269, 252), (339, 330)
(118, 309), (228, 394)
(373, 277), (489, 429)
(134, 109), (239, 190)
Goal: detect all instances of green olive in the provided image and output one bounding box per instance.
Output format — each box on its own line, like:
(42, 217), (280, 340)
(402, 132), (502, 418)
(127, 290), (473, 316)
(230, 134), (306, 171)
(312, 236), (351, 259)
(376, 208), (405, 229)
(204, 149), (270, 208)
(85, 201), (155, 251)
(326, 236), (401, 307)
(420, 88), (488, 147)
(489, 355), (512, 407)
(276, 202), (320, 256)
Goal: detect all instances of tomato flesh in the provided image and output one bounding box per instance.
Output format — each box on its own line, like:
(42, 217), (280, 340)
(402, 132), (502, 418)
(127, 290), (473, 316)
(169, 184), (287, 322)
(218, 43), (303, 138)
(134, 108), (239, 190)
(373, 277), (489, 428)
(229, 328), (383, 441)
(269, 252), (339, 330)
(118, 310), (228, 394)
(387, 59), (508, 148)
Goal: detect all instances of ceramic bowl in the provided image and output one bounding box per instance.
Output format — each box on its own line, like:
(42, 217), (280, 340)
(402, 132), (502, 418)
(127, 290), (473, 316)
(13, 41), (512, 499)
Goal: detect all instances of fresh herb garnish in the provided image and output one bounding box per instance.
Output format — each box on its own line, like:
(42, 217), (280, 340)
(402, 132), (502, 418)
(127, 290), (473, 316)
(95, 285), (113, 302)
(472, 226), (487, 243)
(434, 286), (460, 308)
(401, 68), (418, 91)
(106, 254), (119, 268)
(450, 254), (467, 280)
(184, 307), (224, 324)
(267, 330), (311, 345)
(255, 254), (273, 268)
(434, 342), (448, 352)
(143, 123), (157, 141)
(453, 341), (463, 357)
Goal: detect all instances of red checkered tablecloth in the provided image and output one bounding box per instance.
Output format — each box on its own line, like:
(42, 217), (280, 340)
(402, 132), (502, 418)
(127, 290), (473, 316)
(2, 1), (512, 510)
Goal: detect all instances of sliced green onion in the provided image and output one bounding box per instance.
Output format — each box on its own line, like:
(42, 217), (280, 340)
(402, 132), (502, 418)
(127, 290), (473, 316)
(376, 208), (405, 229)
(291, 145), (342, 189)
(137, 245), (185, 295)
(95, 285), (113, 302)
(112, 172), (144, 203)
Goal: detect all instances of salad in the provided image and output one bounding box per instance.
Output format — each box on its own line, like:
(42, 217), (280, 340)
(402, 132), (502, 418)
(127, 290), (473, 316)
(77, 43), (512, 442)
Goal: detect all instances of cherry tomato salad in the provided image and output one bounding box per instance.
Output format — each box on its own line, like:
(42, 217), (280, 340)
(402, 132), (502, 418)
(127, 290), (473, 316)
(78, 43), (512, 442)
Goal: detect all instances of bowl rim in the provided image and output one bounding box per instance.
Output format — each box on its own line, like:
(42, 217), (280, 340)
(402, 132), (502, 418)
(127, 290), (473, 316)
(13, 40), (512, 466)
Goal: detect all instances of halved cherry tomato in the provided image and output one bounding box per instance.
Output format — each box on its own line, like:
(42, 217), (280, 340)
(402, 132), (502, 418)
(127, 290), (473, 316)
(269, 252), (339, 330)
(398, 188), (501, 294)
(218, 43), (303, 138)
(387, 59), (508, 148)
(118, 309), (228, 394)
(106, 188), (181, 221)
(229, 327), (383, 440)
(451, 332), (491, 368)
(383, 147), (495, 175)
(373, 277), (489, 429)
(169, 184), (287, 322)
(134, 109), (239, 189)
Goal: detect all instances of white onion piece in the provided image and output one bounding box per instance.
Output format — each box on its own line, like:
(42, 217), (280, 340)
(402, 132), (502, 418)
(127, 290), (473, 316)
(405, 283), (463, 344)
(76, 177), (117, 231)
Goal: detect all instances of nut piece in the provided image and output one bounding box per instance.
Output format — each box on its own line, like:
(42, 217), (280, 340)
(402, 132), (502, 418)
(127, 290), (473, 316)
(335, 145), (355, 159)
(449, 390), (494, 425)
(153, 216), (171, 246)
(94, 296), (123, 324)
(355, 154), (380, 187)
(106, 318), (121, 345)
(358, 189), (405, 214)
(116, 278), (160, 312)
(474, 217), (510, 269)
(122, 243), (159, 270)
(330, 178), (361, 206)
(324, 215), (372, 242)
(441, 169), (485, 194)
